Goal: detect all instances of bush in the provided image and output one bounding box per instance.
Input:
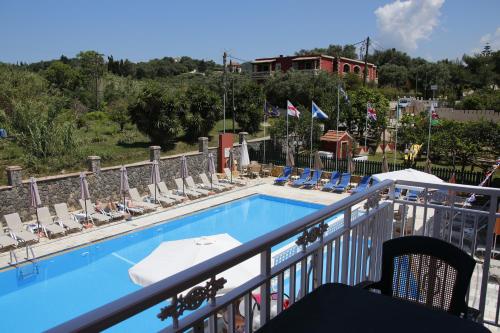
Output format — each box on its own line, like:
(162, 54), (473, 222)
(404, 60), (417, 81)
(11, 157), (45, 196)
(181, 84), (221, 140)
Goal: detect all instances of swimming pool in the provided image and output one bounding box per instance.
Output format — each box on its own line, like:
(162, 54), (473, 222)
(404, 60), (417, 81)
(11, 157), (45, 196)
(0, 194), (325, 332)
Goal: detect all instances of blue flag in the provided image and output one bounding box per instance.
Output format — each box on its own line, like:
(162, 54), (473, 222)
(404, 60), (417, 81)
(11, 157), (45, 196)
(312, 101), (328, 119)
(264, 101), (280, 117)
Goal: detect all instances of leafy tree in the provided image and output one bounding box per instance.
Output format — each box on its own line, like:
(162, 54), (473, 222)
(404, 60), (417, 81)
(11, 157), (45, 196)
(378, 64), (408, 88)
(296, 44), (358, 59)
(43, 61), (82, 91)
(181, 84), (221, 140)
(129, 83), (181, 147)
(108, 98), (130, 132)
(230, 77), (264, 134)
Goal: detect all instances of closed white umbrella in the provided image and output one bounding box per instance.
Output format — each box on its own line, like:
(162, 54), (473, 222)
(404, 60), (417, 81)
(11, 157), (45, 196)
(128, 233), (259, 295)
(240, 140), (250, 172)
(80, 173), (90, 223)
(207, 153), (216, 190)
(313, 151), (323, 170)
(180, 156), (189, 195)
(150, 160), (161, 203)
(120, 166), (130, 210)
(29, 177), (42, 235)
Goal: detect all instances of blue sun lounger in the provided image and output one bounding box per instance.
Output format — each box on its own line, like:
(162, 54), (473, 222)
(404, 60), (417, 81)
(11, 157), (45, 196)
(351, 175), (371, 194)
(274, 166), (293, 185)
(303, 169), (322, 188)
(322, 172), (340, 191)
(407, 189), (421, 201)
(291, 168), (311, 187)
(333, 173), (351, 193)
(394, 187), (402, 199)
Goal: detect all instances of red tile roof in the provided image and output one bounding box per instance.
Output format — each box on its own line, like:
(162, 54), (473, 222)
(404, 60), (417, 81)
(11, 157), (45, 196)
(320, 130), (353, 142)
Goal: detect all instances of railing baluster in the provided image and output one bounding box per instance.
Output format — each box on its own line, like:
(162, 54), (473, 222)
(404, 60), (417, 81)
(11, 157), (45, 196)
(355, 225), (363, 284)
(277, 272), (284, 315)
(226, 303), (235, 333)
(289, 265), (296, 305)
(325, 242), (333, 283)
(342, 207), (352, 284)
(244, 293), (252, 333)
(349, 226), (358, 285)
(259, 249), (271, 326)
(334, 239), (340, 283)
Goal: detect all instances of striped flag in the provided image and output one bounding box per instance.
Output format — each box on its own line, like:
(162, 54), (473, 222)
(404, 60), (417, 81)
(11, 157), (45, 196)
(287, 100), (300, 118)
(430, 104), (440, 126)
(339, 87), (349, 103)
(367, 104), (377, 121)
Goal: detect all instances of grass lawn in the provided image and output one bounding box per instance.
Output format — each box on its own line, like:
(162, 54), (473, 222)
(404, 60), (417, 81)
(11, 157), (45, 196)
(0, 118), (266, 185)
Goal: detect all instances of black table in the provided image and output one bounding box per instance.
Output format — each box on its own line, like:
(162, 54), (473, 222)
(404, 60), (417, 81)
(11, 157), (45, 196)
(256, 283), (490, 333)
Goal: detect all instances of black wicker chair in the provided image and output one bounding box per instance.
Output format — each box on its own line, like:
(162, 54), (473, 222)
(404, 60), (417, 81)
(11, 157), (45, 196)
(359, 236), (479, 320)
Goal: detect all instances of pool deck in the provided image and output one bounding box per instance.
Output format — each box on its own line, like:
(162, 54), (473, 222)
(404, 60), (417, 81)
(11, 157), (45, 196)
(0, 177), (349, 269)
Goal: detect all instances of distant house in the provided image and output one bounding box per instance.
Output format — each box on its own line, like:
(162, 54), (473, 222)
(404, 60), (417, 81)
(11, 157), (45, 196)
(320, 130), (354, 159)
(228, 60), (242, 73)
(251, 54), (377, 83)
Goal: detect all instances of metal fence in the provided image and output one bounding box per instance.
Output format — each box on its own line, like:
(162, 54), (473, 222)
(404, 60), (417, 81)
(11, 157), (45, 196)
(248, 142), (484, 186)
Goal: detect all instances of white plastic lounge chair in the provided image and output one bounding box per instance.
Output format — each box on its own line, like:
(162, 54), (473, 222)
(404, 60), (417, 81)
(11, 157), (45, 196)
(128, 188), (158, 211)
(211, 173), (233, 189)
(199, 173), (226, 191)
(4, 213), (38, 243)
(37, 207), (66, 238)
(96, 204), (127, 220)
(223, 168), (245, 185)
(157, 182), (186, 202)
(0, 226), (17, 249)
(116, 202), (144, 215)
(54, 203), (83, 231)
(79, 199), (112, 225)
(147, 184), (175, 206)
(185, 176), (211, 196)
(174, 178), (202, 199)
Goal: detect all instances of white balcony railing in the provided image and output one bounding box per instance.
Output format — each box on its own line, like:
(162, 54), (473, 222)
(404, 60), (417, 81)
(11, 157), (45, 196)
(47, 179), (500, 332)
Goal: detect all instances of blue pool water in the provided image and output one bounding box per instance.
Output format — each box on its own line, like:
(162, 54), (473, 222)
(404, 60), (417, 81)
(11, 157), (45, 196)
(0, 195), (324, 332)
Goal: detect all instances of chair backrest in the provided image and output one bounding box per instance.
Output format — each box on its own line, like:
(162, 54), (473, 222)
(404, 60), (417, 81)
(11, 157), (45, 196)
(211, 173), (221, 184)
(359, 175), (371, 186)
(174, 178), (184, 190)
(185, 176), (196, 188)
(147, 184), (158, 197)
(80, 199), (96, 214)
(376, 236), (475, 317)
(224, 168), (232, 179)
(330, 172), (340, 183)
(128, 188), (142, 202)
(54, 203), (71, 220)
(311, 169), (322, 180)
(4, 213), (23, 232)
(283, 166), (292, 177)
(300, 168), (311, 179)
(199, 173), (212, 187)
(339, 173), (351, 186)
(37, 207), (52, 224)
(157, 182), (169, 195)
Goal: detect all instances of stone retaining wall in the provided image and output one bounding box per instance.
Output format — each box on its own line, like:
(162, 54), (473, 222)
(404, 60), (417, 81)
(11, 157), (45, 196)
(0, 135), (269, 222)
(0, 148), (217, 221)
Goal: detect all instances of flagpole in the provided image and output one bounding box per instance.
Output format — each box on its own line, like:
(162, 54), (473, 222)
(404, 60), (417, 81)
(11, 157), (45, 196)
(310, 101), (313, 169)
(363, 103), (369, 175)
(336, 84), (340, 171)
(286, 100), (289, 162)
(426, 103), (433, 162)
(394, 104), (399, 169)
(263, 100), (266, 164)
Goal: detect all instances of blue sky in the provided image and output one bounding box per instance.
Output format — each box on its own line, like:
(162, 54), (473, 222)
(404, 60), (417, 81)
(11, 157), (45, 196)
(0, 0), (499, 64)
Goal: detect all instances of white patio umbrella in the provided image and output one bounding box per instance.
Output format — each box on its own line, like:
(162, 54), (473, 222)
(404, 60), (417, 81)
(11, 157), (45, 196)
(239, 140), (250, 173)
(29, 177), (42, 235)
(372, 168), (444, 190)
(382, 153), (389, 173)
(80, 172), (90, 223)
(180, 155), (189, 195)
(150, 160), (161, 203)
(207, 152), (216, 190)
(128, 233), (259, 295)
(313, 151), (323, 170)
(120, 166), (130, 210)
(228, 149), (234, 184)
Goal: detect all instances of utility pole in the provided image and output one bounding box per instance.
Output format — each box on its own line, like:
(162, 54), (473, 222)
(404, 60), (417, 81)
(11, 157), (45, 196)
(232, 76), (235, 133)
(363, 36), (370, 86)
(223, 52), (227, 133)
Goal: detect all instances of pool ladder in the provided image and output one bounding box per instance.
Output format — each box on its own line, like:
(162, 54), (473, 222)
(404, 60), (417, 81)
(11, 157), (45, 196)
(9, 245), (39, 279)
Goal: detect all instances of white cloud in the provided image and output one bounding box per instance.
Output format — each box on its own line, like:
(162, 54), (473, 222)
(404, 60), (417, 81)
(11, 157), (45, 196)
(375, 0), (445, 51)
(478, 27), (500, 52)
